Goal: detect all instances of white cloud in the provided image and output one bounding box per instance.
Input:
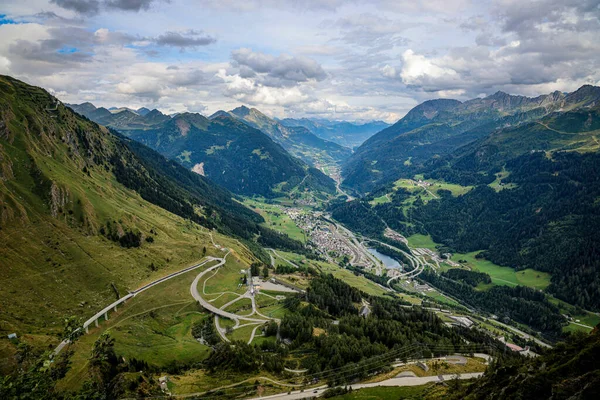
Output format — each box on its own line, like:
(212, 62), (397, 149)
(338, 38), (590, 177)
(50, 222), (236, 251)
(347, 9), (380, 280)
(400, 49), (458, 85)
(0, 0), (598, 122)
(217, 68), (308, 106)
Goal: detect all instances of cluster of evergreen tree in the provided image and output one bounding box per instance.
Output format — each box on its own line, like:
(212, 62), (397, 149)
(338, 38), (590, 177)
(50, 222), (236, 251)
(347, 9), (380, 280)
(447, 328), (600, 399)
(275, 264), (318, 276)
(257, 226), (308, 255)
(328, 200), (386, 237)
(0, 332), (161, 400)
(99, 220), (143, 248)
(277, 274), (500, 385)
(306, 274), (362, 316)
(191, 318), (220, 346)
(340, 149), (600, 311)
(205, 341), (285, 374)
(442, 269), (491, 287)
(419, 270), (565, 335)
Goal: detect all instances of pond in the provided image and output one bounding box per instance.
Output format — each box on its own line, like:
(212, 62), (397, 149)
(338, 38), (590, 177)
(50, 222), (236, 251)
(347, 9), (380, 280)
(367, 248), (401, 269)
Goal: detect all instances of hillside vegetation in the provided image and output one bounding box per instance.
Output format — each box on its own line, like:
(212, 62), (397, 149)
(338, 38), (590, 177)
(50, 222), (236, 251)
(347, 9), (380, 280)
(343, 86), (600, 192)
(69, 103), (337, 198)
(449, 328), (600, 399)
(0, 75), (301, 348)
(338, 85), (600, 310)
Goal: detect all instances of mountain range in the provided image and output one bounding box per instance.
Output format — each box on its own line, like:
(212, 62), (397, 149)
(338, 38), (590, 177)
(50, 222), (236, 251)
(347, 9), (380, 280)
(67, 102), (336, 197)
(211, 106), (353, 167)
(343, 85), (600, 193)
(333, 83), (600, 310)
(3, 74), (600, 399)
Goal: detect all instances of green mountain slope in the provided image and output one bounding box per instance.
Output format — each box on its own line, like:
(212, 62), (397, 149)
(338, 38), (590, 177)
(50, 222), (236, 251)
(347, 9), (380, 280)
(335, 98), (600, 310)
(343, 86), (600, 193)
(0, 75), (301, 345)
(426, 104), (600, 185)
(220, 106), (353, 166)
(118, 112), (334, 197)
(68, 103), (335, 197)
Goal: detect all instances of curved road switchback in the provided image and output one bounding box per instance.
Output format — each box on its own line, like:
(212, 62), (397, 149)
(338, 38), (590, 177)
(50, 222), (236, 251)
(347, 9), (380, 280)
(190, 250), (268, 325)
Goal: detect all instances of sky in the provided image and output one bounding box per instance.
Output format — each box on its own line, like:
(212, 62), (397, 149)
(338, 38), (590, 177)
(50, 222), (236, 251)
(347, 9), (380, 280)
(0, 0), (599, 122)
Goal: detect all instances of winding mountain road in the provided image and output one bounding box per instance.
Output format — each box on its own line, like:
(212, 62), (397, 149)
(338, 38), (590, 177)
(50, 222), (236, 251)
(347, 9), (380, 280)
(190, 250), (268, 325)
(53, 256), (220, 356)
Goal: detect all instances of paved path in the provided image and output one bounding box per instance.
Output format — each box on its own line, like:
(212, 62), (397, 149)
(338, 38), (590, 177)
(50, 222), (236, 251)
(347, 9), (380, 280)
(570, 321), (594, 329)
(53, 257), (218, 356)
(266, 248), (300, 269)
(247, 372), (483, 400)
(190, 251), (269, 325)
(483, 317), (552, 348)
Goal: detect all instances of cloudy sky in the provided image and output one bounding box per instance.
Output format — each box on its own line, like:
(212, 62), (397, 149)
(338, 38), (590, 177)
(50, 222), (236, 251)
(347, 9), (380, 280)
(1, 0), (599, 122)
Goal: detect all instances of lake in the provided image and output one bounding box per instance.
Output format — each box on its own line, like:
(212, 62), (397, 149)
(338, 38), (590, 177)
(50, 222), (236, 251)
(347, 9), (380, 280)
(368, 248), (401, 269)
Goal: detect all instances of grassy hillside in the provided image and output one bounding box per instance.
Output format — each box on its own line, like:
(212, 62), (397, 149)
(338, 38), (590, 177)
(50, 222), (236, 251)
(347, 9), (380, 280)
(0, 75), (302, 358)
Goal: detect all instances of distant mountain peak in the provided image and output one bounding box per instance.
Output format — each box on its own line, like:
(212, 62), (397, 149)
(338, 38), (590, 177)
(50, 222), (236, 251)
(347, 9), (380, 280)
(208, 110), (231, 119)
(145, 108), (163, 116)
(230, 105), (252, 117)
(488, 90), (511, 99)
(137, 107), (151, 116)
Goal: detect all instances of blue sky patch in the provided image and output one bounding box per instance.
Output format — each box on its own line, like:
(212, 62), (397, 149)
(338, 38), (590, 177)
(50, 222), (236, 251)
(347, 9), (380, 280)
(57, 47), (79, 54)
(0, 14), (18, 25)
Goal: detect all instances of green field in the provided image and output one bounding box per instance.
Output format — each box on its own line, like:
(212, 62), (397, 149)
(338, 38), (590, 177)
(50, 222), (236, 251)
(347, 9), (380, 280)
(488, 169), (517, 191)
(393, 178), (472, 201)
(59, 265), (218, 391)
(423, 290), (460, 307)
(429, 180), (473, 196)
(406, 234), (438, 250)
(406, 235), (552, 291)
(547, 296), (600, 332)
(370, 194), (391, 205)
(201, 257), (248, 295)
(258, 304), (289, 319)
(244, 199), (306, 243)
(223, 297), (253, 314)
(227, 323), (260, 342)
(451, 251), (551, 290)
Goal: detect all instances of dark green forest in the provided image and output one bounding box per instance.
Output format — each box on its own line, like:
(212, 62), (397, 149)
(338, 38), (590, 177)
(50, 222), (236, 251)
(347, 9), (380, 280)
(413, 151), (600, 310)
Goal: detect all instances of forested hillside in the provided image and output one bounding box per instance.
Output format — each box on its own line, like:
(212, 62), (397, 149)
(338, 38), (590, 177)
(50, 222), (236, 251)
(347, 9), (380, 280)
(68, 104), (336, 197)
(343, 86), (600, 193)
(213, 106), (353, 167)
(414, 151), (600, 310)
(336, 87), (600, 310)
(449, 327), (600, 399)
